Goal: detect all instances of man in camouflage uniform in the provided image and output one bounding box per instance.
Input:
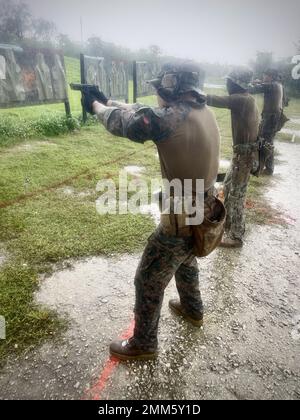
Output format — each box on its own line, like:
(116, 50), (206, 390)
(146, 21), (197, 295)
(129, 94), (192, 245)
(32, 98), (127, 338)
(206, 70), (259, 248)
(248, 68), (285, 175)
(81, 62), (220, 360)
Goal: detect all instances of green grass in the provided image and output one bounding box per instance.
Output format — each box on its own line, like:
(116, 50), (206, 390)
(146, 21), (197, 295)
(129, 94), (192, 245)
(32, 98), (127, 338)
(0, 68), (300, 365)
(0, 264), (65, 360)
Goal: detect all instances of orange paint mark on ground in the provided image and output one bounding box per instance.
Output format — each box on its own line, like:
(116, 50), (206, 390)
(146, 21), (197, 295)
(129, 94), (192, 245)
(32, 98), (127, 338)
(83, 319), (135, 400)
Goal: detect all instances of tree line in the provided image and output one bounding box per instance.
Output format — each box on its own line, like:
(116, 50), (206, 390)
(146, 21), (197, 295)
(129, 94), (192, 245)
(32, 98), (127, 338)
(0, 0), (299, 96)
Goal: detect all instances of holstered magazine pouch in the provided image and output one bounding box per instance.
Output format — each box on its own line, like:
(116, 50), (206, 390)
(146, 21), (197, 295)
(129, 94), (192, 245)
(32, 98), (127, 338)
(192, 196), (226, 257)
(277, 111), (289, 131)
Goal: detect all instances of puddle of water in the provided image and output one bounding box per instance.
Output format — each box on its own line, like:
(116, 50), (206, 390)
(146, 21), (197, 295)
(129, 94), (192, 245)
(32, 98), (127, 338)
(281, 128), (300, 138)
(219, 159), (231, 169)
(204, 83), (225, 89)
(124, 166), (145, 176)
(265, 142), (300, 225)
(290, 118), (300, 125)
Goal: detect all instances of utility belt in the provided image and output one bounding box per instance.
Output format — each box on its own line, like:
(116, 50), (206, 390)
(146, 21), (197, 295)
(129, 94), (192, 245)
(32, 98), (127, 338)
(233, 143), (258, 155)
(160, 188), (213, 237)
(160, 191), (226, 257)
(160, 212), (193, 237)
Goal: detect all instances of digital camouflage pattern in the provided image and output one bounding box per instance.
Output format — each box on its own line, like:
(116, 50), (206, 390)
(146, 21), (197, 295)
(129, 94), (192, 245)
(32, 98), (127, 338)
(133, 228), (202, 350)
(223, 145), (256, 241)
(258, 112), (279, 173)
(95, 90), (220, 351)
(133, 195), (219, 349)
(100, 102), (190, 143)
(248, 81), (284, 174)
(206, 91), (259, 242)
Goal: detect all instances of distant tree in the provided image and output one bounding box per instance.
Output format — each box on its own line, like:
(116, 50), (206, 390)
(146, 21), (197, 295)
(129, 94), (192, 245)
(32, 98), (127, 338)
(32, 18), (56, 42)
(149, 44), (162, 59)
(86, 37), (104, 57)
(0, 0), (31, 42)
(57, 33), (81, 57)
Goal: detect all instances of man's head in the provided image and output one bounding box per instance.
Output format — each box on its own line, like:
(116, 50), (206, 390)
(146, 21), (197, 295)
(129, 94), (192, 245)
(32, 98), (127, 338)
(148, 61), (204, 105)
(225, 68), (253, 95)
(263, 68), (279, 83)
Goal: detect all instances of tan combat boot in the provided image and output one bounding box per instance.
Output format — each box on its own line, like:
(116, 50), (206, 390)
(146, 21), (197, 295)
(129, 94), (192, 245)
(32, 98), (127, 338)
(169, 299), (203, 327)
(109, 337), (158, 361)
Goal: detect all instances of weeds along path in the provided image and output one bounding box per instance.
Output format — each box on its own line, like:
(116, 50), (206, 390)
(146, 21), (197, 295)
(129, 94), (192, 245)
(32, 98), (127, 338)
(0, 143), (154, 209)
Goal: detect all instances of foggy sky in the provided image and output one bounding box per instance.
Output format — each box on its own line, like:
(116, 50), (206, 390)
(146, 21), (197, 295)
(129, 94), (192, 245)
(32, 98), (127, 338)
(26, 0), (300, 64)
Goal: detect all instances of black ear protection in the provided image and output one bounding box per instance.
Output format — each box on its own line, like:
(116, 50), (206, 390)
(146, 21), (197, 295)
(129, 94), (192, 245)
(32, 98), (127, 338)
(156, 72), (181, 101)
(158, 71), (199, 101)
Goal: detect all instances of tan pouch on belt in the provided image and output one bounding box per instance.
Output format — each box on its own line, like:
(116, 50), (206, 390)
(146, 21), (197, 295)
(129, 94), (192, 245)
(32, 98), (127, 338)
(192, 197), (226, 257)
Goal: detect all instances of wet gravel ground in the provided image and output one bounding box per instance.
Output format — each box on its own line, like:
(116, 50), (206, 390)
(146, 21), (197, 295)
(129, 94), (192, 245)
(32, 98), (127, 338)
(0, 141), (299, 400)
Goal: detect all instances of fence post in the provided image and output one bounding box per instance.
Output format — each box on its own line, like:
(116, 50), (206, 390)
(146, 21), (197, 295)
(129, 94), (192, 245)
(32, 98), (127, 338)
(80, 53), (87, 123)
(133, 61), (137, 103)
(64, 100), (71, 117)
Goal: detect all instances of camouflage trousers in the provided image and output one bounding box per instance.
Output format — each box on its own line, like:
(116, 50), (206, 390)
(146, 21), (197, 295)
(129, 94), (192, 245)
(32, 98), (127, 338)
(133, 228), (202, 350)
(223, 149), (254, 241)
(259, 113), (280, 174)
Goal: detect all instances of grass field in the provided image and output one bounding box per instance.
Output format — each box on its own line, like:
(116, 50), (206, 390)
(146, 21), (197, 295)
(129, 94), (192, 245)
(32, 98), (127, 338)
(0, 57), (300, 365)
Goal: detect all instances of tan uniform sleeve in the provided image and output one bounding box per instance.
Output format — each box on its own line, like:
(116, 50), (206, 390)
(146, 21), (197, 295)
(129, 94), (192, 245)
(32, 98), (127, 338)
(206, 94), (236, 110)
(248, 84), (272, 95)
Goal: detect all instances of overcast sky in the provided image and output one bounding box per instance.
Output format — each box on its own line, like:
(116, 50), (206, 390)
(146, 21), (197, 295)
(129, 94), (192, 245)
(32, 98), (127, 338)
(26, 0), (300, 64)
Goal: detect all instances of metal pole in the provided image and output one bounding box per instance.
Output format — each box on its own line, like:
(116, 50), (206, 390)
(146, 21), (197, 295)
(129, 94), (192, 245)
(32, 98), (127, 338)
(133, 61), (137, 103)
(80, 53), (87, 123)
(80, 16), (84, 45)
(125, 63), (129, 104)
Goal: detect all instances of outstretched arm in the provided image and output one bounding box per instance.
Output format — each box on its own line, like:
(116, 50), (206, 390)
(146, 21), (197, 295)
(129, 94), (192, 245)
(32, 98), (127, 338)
(248, 83), (271, 95)
(106, 100), (144, 111)
(92, 101), (172, 143)
(206, 94), (233, 109)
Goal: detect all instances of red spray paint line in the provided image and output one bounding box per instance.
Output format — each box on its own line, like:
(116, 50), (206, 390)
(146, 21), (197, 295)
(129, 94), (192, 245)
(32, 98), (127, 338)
(83, 319), (135, 400)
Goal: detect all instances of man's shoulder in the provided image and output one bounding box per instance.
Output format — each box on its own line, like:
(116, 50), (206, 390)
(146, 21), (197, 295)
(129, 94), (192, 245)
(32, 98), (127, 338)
(135, 103), (191, 122)
(229, 93), (251, 105)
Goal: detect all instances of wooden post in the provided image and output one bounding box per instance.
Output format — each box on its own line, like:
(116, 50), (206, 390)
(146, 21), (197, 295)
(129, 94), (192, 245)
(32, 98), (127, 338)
(125, 62), (129, 104)
(80, 53), (87, 123)
(64, 100), (71, 117)
(133, 61), (137, 103)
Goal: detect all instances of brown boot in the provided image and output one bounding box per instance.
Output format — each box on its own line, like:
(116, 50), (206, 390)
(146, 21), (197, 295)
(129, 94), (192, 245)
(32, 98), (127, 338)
(169, 299), (203, 327)
(219, 237), (243, 248)
(109, 337), (158, 361)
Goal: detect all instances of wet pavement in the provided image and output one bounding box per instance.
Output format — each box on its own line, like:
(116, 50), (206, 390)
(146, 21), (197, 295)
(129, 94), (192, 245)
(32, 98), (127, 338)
(281, 118), (300, 140)
(281, 128), (300, 139)
(0, 141), (299, 400)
